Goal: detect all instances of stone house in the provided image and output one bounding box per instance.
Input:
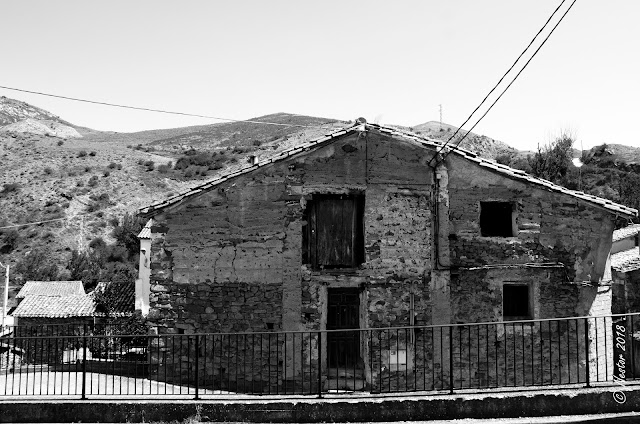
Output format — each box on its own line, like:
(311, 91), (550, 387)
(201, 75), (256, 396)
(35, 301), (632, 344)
(137, 121), (637, 392)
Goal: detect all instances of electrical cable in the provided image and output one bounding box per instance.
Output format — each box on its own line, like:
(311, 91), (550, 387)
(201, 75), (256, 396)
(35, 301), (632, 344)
(0, 85), (326, 128)
(438, 0), (577, 164)
(0, 216), (77, 230)
(428, 0), (573, 166)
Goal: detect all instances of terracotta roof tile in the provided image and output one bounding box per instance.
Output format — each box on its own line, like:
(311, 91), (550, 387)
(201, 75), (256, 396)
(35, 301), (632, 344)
(613, 224), (640, 242)
(17, 281), (85, 299)
(91, 281), (135, 317)
(611, 247), (640, 273)
(138, 219), (153, 239)
(138, 123), (638, 219)
(12, 294), (95, 318)
(13, 281), (134, 319)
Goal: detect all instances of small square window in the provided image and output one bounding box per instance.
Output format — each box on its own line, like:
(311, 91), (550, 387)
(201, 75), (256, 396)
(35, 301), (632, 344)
(480, 201), (515, 237)
(503, 284), (531, 320)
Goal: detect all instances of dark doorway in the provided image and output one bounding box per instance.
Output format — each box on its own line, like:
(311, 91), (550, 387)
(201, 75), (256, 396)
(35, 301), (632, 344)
(327, 288), (361, 368)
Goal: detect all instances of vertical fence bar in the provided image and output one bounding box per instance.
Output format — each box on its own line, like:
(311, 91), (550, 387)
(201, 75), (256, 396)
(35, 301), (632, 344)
(194, 335), (200, 400)
(557, 320), (562, 384)
(81, 325), (87, 400)
(604, 317), (609, 380)
(631, 315), (635, 380)
(449, 325), (454, 394)
(575, 319), (579, 384)
(567, 321), (571, 383)
(521, 322), (525, 386)
(584, 317), (590, 387)
(317, 330), (322, 398)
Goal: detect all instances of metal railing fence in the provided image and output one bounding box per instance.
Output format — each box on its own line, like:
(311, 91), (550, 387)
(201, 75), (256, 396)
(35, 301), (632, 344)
(1, 313), (638, 398)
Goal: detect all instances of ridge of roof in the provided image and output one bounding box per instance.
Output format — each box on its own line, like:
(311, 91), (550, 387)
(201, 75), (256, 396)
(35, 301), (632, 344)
(137, 123), (637, 219)
(367, 124), (637, 218)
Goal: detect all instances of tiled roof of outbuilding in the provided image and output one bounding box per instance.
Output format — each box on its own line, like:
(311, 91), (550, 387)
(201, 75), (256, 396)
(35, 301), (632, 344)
(12, 294), (95, 318)
(611, 248), (640, 273)
(613, 224), (640, 242)
(16, 281), (85, 299)
(91, 281), (135, 317)
(138, 123), (637, 219)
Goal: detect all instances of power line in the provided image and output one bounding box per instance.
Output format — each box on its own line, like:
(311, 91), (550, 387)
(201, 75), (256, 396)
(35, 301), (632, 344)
(0, 85), (323, 128)
(428, 0), (572, 166)
(439, 0), (577, 162)
(0, 216), (74, 230)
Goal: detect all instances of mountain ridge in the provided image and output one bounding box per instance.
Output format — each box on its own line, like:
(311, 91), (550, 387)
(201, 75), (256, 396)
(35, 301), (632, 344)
(1, 96), (638, 286)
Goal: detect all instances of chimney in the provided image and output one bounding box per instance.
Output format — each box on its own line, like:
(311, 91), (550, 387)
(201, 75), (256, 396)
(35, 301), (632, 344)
(249, 155), (258, 166)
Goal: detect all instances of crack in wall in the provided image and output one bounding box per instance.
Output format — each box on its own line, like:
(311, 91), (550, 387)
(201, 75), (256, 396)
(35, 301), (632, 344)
(231, 245), (238, 282)
(212, 249), (221, 282)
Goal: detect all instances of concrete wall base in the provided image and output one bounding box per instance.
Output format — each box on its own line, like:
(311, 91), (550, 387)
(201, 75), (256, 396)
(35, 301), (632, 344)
(1, 386), (639, 423)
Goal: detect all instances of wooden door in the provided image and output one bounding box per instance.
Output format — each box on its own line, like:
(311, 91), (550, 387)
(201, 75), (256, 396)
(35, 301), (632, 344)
(327, 288), (361, 368)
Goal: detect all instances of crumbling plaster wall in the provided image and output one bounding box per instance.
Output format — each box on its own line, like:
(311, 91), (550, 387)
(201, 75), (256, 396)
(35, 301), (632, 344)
(144, 130), (624, 391)
(148, 132), (437, 336)
(446, 154), (614, 321)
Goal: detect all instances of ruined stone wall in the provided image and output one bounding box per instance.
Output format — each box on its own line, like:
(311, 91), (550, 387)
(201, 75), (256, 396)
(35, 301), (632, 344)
(147, 132), (437, 390)
(446, 154), (614, 316)
(145, 132), (620, 392)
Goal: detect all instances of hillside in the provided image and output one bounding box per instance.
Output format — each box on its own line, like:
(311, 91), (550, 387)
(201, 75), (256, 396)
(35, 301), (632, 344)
(0, 96), (71, 126)
(0, 97), (82, 138)
(410, 120), (517, 159)
(0, 99), (353, 286)
(0, 96), (554, 288)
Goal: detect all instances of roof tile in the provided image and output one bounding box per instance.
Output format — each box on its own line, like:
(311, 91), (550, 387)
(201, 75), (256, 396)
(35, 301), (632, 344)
(611, 247), (640, 273)
(12, 294), (95, 318)
(91, 281), (135, 317)
(138, 123), (638, 219)
(17, 281), (85, 299)
(613, 224), (640, 242)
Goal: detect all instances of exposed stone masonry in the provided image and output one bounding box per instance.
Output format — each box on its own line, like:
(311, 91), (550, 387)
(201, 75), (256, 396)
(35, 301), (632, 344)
(145, 130), (623, 392)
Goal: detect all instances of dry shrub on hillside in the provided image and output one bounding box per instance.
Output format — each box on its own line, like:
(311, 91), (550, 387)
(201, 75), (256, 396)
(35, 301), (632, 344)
(0, 183), (20, 197)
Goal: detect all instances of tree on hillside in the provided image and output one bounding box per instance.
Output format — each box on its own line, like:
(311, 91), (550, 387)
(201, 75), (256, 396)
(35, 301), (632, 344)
(619, 173), (640, 217)
(67, 248), (104, 289)
(66, 213), (143, 292)
(528, 132), (575, 185)
(14, 248), (59, 283)
(111, 213), (145, 258)
(67, 241), (137, 292)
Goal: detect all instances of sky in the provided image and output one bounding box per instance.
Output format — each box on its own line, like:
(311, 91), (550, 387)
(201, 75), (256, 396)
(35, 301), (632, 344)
(1, 0), (638, 151)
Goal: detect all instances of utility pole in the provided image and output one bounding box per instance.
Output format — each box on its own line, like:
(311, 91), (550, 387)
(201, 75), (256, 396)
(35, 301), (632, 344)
(439, 104), (443, 126)
(0, 261), (8, 330)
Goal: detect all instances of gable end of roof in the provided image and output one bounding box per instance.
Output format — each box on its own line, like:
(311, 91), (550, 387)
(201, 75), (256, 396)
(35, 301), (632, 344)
(137, 123), (637, 220)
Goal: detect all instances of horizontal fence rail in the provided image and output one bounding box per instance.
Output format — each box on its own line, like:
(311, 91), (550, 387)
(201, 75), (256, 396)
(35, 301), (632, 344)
(1, 314), (639, 398)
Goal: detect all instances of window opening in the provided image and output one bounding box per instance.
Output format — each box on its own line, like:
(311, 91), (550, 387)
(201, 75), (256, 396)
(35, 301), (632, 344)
(480, 201), (514, 237)
(503, 284), (531, 320)
(303, 194), (364, 269)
